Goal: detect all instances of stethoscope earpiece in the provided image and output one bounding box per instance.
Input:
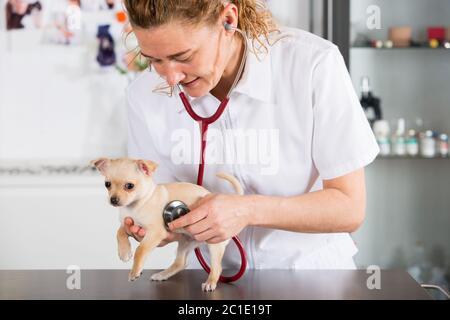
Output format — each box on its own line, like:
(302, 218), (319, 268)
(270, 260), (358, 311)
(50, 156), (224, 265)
(223, 22), (234, 31)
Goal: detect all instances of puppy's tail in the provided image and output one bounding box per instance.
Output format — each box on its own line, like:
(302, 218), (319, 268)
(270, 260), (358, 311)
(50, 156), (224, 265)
(216, 172), (244, 195)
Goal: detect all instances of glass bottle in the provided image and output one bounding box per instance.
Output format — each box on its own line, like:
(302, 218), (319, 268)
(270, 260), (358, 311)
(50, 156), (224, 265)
(393, 118), (406, 156)
(406, 129), (419, 157)
(438, 134), (449, 158)
(360, 77), (382, 128)
(420, 130), (436, 158)
(373, 120), (391, 156)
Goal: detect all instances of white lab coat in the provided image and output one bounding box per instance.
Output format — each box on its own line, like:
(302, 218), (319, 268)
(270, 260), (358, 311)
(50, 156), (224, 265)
(126, 27), (380, 270)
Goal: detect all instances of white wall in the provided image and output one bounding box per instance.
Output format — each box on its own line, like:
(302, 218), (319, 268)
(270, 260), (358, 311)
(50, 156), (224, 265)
(0, 4), (129, 162)
(267, 0), (310, 31)
(0, 175), (178, 270)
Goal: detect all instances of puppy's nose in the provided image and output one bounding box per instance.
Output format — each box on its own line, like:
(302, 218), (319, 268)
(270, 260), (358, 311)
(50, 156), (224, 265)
(110, 197), (120, 206)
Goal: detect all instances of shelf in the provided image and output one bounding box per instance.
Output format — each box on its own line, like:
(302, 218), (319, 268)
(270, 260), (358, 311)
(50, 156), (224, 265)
(351, 46), (450, 50)
(377, 155), (450, 160)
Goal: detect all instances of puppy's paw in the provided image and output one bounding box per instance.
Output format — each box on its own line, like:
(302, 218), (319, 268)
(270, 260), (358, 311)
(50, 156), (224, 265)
(118, 248), (133, 262)
(118, 241), (133, 262)
(151, 271), (170, 281)
(128, 269), (143, 282)
(201, 281), (217, 292)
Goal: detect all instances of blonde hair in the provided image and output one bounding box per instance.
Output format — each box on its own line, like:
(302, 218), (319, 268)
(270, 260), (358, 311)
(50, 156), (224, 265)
(122, 0), (280, 94)
(124, 0), (278, 51)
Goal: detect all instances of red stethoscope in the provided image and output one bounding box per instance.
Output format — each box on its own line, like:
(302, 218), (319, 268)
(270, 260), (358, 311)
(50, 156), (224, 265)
(176, 23), (248, 283)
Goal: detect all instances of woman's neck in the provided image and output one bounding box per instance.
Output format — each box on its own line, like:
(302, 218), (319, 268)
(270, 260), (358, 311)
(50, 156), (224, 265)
(210, 34), (245, 101)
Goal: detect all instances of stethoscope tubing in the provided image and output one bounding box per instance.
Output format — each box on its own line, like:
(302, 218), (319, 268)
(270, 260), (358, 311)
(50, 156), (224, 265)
(179, 91), (247, 282)
(176, 25), (249, 283)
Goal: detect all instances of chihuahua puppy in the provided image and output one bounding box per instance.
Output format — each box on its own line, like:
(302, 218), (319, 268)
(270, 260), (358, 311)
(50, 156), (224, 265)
(91, 157), (243, 291)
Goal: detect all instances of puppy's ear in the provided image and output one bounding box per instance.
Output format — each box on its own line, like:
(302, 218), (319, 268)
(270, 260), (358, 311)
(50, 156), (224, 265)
(136, 160), (158, 177)
(90, 158), (110, 175)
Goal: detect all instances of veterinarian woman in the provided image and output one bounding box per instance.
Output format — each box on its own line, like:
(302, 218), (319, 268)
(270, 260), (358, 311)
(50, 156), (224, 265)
(122, 0), (380, 270)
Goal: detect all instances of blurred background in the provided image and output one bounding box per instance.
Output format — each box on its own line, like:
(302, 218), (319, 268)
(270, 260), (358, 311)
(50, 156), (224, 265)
(0, 0), (449, 298)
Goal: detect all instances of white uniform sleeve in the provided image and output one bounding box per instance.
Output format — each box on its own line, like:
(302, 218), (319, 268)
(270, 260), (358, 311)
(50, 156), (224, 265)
(311, 47), (380, 180)
(126, 88), (176, 183)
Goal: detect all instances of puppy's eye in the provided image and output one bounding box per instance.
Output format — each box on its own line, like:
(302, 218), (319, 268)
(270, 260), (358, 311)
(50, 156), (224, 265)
(105, 181), (111, 188)
(125, 183), (134, 190)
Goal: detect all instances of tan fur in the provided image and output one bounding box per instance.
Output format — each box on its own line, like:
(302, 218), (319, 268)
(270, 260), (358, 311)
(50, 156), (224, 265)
(91, 157), (243, 291)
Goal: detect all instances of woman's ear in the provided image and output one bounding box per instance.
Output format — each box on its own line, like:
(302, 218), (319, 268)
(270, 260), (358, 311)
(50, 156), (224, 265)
(221, 2), (239, 32)
(136, 160), (158, 176)
(90, 158), (110, 176)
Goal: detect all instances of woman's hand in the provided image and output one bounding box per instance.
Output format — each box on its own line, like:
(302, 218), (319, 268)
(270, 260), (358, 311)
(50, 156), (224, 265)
(124, 217), (145, 241)
(167, 194), (252, 244)
(124, 217), (181, 247)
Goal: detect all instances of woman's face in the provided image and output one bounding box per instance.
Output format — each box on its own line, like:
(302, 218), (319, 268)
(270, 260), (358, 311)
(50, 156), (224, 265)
(134, 20), (232, 97)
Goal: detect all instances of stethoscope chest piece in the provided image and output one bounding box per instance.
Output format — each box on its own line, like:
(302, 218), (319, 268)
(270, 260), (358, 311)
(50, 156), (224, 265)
(163, 200), (190, 229)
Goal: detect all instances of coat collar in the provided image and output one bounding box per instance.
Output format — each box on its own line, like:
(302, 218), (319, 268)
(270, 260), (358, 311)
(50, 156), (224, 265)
(174, 42), (272, 113)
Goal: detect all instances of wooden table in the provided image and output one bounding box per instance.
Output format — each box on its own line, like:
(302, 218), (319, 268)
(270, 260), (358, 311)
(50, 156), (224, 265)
(0, 269), (431, 300)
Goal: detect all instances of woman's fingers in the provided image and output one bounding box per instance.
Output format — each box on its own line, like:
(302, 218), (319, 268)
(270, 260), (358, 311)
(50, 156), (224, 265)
(124, 218), (133, 234)
(124, 217), (133, 226)
(168, 206), (208, 230)
(134, 234), (144, 242)
(192, 228), (215, 242)
(137, 228), (146, 237)
(123, 217), (144, 242)
(184, 216), (210, 236)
